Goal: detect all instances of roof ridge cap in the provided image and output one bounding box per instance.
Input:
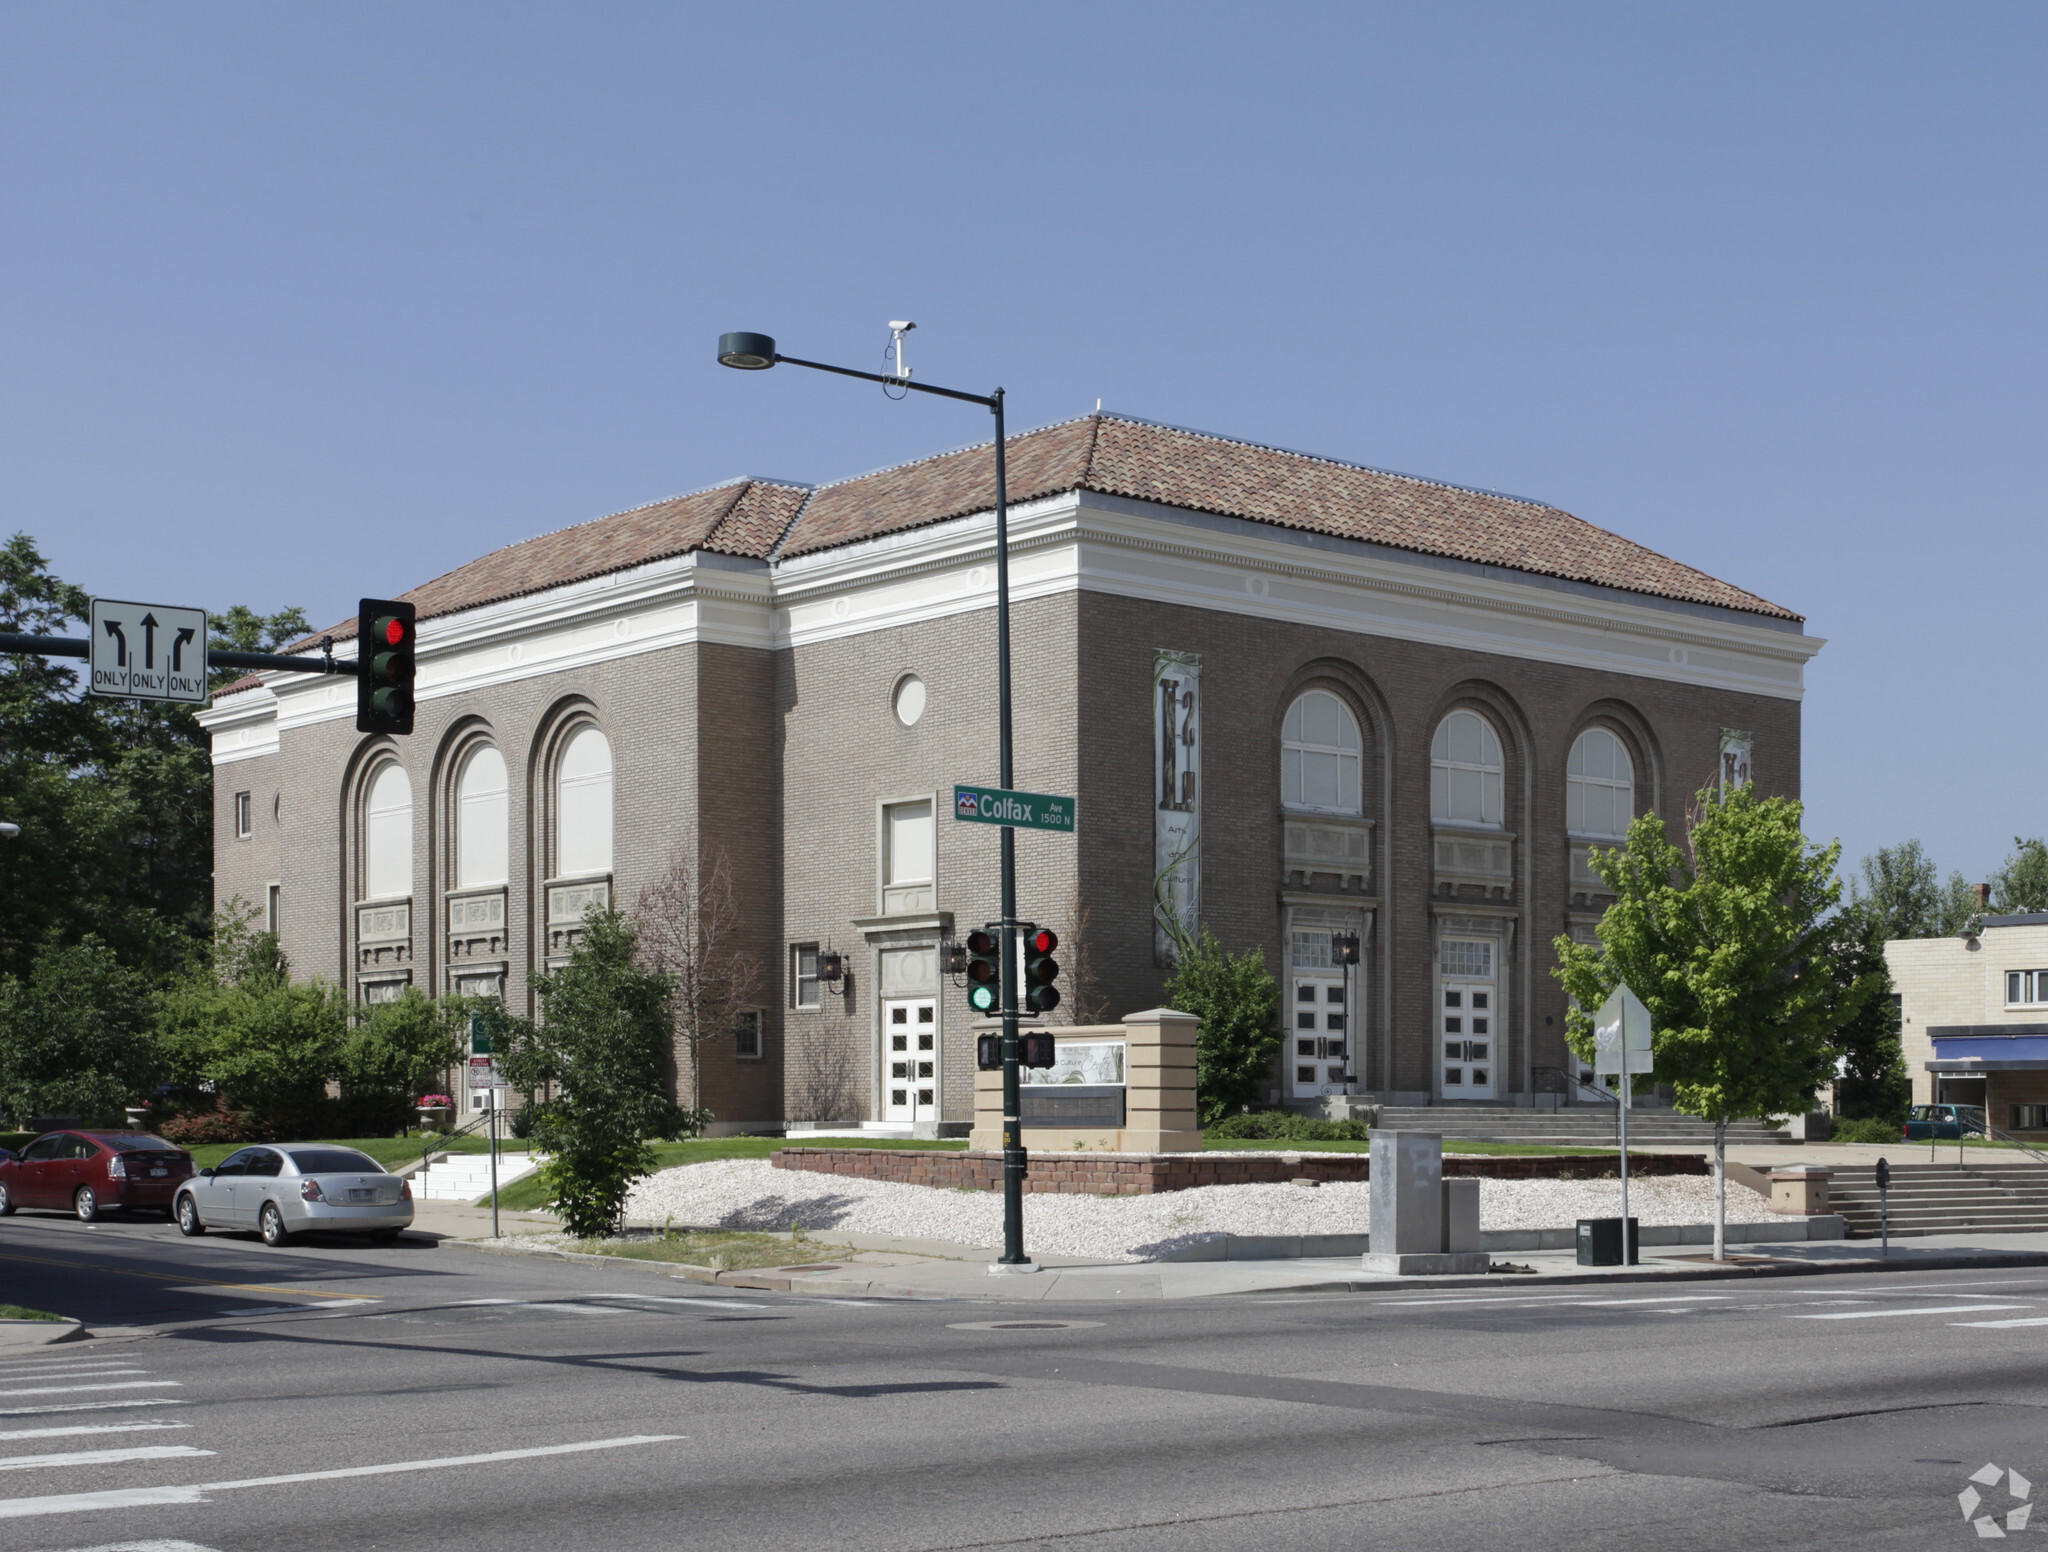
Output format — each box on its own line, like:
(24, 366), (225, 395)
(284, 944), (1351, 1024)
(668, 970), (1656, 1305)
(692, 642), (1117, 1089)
(803, 413), (1101, 496)
(1094, 412), (1560, 513)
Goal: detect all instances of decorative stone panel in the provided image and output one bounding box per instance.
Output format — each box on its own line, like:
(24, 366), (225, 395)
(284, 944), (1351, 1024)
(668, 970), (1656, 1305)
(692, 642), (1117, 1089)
(1569, 841), (1621, 907)
(1433, 827), (1514, 897)
(545, 876), (610, 964)
(356, 899), (411, 974)
(447, 887), (508, 962)
(1282, 814), (1373, 890)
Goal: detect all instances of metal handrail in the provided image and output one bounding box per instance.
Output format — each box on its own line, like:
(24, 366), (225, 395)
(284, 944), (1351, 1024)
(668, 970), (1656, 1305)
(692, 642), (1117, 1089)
(419, 1109), (494, 1174)
(1979, 1120), (2048, 1168)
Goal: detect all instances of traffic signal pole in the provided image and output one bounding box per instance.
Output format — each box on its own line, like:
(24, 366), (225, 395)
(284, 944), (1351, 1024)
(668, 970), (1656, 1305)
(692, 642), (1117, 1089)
(990, 389), (1030, 1268)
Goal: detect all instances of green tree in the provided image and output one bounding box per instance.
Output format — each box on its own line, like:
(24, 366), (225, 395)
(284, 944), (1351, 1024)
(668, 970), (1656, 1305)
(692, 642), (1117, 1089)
(0, 935), (156, 1126)
(339, 988), (467, 1124)
(1990, 837), (2048, 915)
(1850, 840), (1979, 940)
(0, 535), (309, 979)
(155, 906), (347, 1134)
(1554, 783), (1876, 1258)
(1163, 928), (1281, 1125)
(497, 909), (700, 1237)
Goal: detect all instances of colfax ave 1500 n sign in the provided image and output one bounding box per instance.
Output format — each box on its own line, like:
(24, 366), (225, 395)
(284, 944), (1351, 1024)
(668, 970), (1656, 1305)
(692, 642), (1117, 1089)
(952, 784), (1077, 834)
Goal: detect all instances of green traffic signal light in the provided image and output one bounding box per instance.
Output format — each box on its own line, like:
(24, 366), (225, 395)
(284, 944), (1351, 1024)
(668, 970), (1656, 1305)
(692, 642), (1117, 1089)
(966, 928), (1001, 1013)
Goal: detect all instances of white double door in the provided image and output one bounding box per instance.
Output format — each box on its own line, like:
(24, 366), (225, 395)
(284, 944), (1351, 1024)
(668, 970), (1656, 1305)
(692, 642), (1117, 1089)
(1440, 979), (1497, 1099)
(1288, 974), (1351, 1098)
(883, 997), (938, 1123)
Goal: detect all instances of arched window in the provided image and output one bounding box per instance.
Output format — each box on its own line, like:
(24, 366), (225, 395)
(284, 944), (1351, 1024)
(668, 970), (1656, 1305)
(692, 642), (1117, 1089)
(455, 745), (509, 888)
(556, 727), (613, 878)
(1431, 710), (1503, 826)
(364, 762), (413, 900)
(1281, 691), (1362, 814)
(1568, 727), (1634, 839)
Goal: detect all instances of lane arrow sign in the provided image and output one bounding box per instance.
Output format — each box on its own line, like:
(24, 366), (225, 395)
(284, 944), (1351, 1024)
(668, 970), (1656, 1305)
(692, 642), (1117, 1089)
(140, 612), (159, 668)
(171, 627), (196, 672)
(103, 618), (128, 667)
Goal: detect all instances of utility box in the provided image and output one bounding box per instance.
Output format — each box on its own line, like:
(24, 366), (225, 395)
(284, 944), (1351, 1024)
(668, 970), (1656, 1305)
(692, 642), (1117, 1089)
(1442, 1177), (1481, 1253)
(1577, 1216), (1638, 1266)
(1360, 1132), (1489, 1275)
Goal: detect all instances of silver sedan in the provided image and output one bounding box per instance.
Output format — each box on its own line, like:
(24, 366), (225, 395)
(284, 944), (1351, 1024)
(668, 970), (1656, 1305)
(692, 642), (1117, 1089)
(175, 1144), (414, 1246)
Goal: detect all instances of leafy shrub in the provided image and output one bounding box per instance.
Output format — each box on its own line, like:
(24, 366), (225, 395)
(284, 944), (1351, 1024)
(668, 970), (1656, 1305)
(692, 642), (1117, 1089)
(158, 1105), (263, 1145)
(1163, 930), (1281, 1125)
(1206, 1110), (1371, 1142)
(1827, 1116), (1902, 1144)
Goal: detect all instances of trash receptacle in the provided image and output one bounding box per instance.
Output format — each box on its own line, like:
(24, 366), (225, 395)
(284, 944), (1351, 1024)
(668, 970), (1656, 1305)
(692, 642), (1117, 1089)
(1576, 1217), (1639, 1266)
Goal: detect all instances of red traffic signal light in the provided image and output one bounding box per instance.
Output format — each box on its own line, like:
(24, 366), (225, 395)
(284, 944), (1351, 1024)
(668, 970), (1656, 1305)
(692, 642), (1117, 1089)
(356, 598), (417, 735)
(1024, 927), (1061, 1013)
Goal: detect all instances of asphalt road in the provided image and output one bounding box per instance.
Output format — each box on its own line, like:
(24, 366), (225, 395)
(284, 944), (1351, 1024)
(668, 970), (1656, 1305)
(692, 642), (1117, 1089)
(2, 1209), (2045, 1551)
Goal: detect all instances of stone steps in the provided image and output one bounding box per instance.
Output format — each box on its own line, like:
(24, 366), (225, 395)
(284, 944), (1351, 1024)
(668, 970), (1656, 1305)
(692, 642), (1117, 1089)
(412, 1152), (543, 1202)
(1371, 1106), (1788, 1147)
(1826, 1162), (2048, 1238)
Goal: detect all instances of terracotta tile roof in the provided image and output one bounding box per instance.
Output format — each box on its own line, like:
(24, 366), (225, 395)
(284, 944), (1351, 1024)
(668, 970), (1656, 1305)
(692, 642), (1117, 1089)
(777, 414), (1800, 622)
(234, 413), (1793, 698)
(289, 478), (810, 649)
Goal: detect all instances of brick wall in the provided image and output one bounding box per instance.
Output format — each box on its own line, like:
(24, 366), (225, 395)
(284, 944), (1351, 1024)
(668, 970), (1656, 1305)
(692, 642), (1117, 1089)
(772, 1145), (1706, 1195)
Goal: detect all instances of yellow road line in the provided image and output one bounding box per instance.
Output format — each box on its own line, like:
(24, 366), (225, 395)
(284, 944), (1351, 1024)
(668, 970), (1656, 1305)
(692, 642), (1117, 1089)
(0, 1252), (375, 1302)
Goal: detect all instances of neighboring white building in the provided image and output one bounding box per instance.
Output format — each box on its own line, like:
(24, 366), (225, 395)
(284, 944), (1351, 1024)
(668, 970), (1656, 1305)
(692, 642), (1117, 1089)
(1887, 913), (2048, 1131)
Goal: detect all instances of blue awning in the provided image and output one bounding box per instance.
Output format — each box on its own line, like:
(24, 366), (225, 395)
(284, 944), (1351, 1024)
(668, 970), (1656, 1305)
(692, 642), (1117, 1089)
(1928, 1030), (2048, 1071)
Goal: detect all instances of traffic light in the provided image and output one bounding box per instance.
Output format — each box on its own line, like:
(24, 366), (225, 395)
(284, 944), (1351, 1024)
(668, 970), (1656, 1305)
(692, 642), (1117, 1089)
(1023, 927), (1061, 1013)
(356, 598), (417, 735)
(978, 1031), (1056, 1071)
(965, 928), (1002, 1014)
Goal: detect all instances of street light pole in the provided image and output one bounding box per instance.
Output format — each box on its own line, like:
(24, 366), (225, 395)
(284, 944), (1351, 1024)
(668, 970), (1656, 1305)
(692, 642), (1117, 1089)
(717, 333), (1031, 1268)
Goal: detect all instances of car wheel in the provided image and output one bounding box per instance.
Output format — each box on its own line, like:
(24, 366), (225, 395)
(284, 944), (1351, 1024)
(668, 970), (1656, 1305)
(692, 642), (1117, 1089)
(259, 1202), (292, 1247)
(0, 1181), (13, 1216)
(74, 1186), (100, 1223)
(175, 1194), (206, 1237)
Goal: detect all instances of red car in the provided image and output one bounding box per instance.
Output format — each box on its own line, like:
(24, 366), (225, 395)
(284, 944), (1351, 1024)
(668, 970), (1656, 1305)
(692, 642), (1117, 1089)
(0, 1131), (196, 1221)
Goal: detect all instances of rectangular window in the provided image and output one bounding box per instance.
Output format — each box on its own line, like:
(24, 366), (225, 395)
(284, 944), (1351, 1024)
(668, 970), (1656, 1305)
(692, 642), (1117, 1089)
(792, 945), (820, 1010)
(1291, 930), (1333, 969)
(735, 1009), (764, 1060)
(1440, 939), (1493, 979)
(265, 884), (281, 936)
(234, 791), (253, 839)
(882, 799), (935, 913)
(2007, 971), (2048, 1006)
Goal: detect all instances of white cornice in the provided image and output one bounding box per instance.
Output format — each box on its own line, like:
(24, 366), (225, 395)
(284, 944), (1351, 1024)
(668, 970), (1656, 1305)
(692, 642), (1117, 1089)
(201, 481), (1818, 763)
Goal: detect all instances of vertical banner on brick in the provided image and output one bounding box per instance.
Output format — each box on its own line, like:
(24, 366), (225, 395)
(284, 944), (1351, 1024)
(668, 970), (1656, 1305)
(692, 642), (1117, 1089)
(1153, 649), (1201, 964)
(1717, 728), (1753, 793)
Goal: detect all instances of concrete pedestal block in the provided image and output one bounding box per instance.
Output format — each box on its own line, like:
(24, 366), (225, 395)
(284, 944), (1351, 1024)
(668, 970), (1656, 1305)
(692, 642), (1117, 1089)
(1768, 1164), (1833, 1215)
(1370, 1131), (1445, 1255)
(1360, 1251), (1490, 1276)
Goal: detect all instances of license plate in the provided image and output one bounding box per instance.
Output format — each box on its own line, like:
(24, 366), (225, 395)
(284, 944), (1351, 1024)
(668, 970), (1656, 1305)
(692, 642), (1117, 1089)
(149, 1168), (168, 1177)
(348, 1188), (376, 1203)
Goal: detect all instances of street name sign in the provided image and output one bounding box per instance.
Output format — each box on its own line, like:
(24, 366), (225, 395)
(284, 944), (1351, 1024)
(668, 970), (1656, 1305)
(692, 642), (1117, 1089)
(1593, 984), (1655, 1077)
(952, 784), (1077, 833)
(90, 598), (207, 704)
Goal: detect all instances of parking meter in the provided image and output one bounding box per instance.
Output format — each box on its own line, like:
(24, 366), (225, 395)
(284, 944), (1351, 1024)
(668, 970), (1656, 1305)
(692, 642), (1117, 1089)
(1875, 1156), (1891, 1255)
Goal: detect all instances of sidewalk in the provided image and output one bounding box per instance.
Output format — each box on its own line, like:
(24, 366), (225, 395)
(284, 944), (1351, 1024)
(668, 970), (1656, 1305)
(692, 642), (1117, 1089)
(454, 1221), (2048, 1301)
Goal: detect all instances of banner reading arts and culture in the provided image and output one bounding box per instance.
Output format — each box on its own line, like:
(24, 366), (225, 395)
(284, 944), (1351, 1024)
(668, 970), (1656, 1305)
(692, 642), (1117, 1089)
(1154, 649), (1201, 963)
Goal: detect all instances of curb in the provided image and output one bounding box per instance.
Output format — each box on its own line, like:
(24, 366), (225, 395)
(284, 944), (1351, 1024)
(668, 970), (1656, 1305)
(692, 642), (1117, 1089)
(0, 1318), (84, 1350)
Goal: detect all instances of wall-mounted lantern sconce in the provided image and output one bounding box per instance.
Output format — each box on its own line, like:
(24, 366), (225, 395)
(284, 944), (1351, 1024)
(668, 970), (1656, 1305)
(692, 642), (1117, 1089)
(940, 938), (967, 981)
(819, 949), (846, 987)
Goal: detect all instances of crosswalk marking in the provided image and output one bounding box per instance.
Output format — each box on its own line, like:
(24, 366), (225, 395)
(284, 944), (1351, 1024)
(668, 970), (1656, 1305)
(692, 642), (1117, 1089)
(599, 1294), (774, 1309)
(1790, 1303), (2034, 1321)
(0, 1446), (214, 1472)
(0, 1367), (146, 1381)
(457, 1299), (624, 1317)
(1950, 1316), (2048, 1329)
(0, 1424), (191, 1443)
(0, 1400), (188, 1419)
(0, 1434), (687, 1520)
(32, 1541), (223, 1551)
(0, 1383), (182, 1399)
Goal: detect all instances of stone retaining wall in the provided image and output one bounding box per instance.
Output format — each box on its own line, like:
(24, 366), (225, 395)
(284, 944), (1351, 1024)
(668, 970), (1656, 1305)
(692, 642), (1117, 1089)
(771, 1147), (1708, 1196)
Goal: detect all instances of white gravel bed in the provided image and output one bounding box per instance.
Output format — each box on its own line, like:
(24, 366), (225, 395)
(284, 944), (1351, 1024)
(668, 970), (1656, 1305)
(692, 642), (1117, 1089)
(619, 1159), (1772, 1264)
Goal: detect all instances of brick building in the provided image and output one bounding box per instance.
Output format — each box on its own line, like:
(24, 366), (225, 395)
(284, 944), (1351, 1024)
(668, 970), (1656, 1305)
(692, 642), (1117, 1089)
(198, 413), (1817, 1133)
(1888, 914), (2048, 1130)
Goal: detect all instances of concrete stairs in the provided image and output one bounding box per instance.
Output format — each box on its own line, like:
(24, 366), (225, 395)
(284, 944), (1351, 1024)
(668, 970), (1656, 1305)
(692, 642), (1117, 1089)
(1829, 1160), (2048, 1239)
(411, 1151), (543, 1202)
(1371, 1104), (1790, 1149)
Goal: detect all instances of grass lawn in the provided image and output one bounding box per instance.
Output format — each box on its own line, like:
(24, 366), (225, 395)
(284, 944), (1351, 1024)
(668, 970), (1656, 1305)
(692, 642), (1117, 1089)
(560, 1229), (840, 1272)
(180, 1135), (533, 1171)
(0, 1304), (64, 1321)
(1201, 1136), (1642, 1157)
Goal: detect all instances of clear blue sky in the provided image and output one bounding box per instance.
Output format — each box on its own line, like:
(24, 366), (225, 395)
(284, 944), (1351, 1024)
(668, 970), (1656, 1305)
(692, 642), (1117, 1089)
(4, 3), (2041, 884)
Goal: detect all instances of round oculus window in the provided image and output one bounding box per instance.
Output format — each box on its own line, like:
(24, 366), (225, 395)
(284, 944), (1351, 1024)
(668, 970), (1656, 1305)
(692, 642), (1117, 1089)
(893, 675), (927, 727)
